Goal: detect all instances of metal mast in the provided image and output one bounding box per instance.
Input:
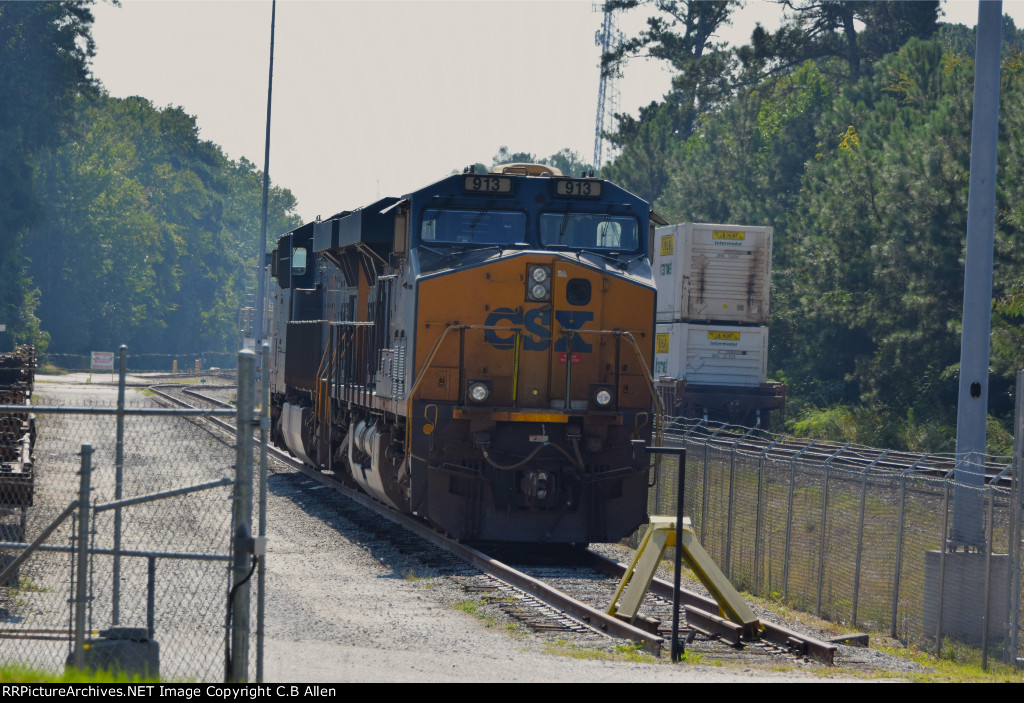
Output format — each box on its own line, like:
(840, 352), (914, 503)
(951, 0), (1003, 549)
(593, 4), (622, 172)
(255, 0), (277, 359)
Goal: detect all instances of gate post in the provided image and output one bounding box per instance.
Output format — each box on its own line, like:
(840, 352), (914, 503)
(256, 343), (270, 682)
(113, 345), (126, 624)
(230, 350), (256, 682)
(72, 445), (93, 669)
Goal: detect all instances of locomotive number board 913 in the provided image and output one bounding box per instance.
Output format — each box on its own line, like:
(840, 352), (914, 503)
(554, 179), (603, 198)
(463, 175), (513, 194)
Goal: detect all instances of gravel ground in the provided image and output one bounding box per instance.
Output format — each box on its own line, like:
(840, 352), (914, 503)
(17, 373), (912, 682)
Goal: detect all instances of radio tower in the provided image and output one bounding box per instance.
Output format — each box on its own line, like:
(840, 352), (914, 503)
(593, 3), (622, 172)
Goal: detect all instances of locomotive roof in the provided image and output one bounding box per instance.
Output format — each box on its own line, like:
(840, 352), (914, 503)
(277, 171), (654, 246)
(403, 171), (648, 210)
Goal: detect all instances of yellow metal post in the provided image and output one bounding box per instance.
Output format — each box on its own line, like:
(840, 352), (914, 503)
(608, 516), (760, 633)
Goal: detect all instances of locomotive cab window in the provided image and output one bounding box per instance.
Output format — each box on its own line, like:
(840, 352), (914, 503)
(539, 213), (639, 251)
(420, 208), (526, 245)
(291, 246), (307, 275)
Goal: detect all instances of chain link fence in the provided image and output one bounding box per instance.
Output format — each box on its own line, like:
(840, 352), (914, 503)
(0, 349), (266, 682)
(45, 352), (238, 374)
(648, 417), (1023, 666)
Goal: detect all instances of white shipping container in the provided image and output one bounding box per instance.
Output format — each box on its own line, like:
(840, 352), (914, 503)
(654, 223), (772, 325)
(653, 323), (768, 387)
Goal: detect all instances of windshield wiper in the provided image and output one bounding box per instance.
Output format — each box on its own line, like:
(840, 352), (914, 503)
(423, 197), (454, 231)
(446, 243), (505, 254)
(469, 200), (494, 231)
(575, 248), (628, 268)
(619, 252), (647, 269)
(559, 205), (573, 240)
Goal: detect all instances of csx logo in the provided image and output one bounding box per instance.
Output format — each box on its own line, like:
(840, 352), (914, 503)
(484, 307), (594, 352)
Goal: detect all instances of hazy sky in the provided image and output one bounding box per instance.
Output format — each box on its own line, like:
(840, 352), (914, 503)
(89, 0), (1022, 222)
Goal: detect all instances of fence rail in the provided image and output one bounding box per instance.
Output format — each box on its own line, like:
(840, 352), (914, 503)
(649, 417), (1023, 666)
(0, 348), (265, 682)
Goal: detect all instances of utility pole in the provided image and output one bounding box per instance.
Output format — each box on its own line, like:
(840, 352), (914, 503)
(254, 0), (277, 363)
(951, 0), (1002, 549)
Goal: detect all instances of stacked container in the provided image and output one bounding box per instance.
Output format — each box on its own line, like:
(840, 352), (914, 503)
(652, 223), (784, 426)
(654, 223), (772, 326)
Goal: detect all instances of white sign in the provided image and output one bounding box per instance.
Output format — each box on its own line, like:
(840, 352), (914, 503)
(91, 351), (115, 371)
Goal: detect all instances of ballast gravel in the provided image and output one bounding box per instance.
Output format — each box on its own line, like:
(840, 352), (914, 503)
(36, 374), (915, 683)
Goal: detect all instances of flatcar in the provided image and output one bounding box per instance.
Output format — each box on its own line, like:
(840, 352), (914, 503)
(268, 164), (661, 543)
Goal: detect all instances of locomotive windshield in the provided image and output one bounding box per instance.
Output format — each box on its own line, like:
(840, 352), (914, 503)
(539, 213), (640, 251)
(421, 208), (527, 245)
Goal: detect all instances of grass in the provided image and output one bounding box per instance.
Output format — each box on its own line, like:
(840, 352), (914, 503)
(879, 641), (1024, 683)
(690, 555), (1024, 681)
(15, 576), (47, 593)
(648, 441), (1016, 652)
(607, 529), (1024, 681)
(542, 638), (660, 664)
(452, 593), (536, 637)
(454, 598), (501, 628)
(503, 622), (527, 638)
(0, 663), (158, 683)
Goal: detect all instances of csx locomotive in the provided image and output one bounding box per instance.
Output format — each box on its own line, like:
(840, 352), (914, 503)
(269, 164), (660, 543)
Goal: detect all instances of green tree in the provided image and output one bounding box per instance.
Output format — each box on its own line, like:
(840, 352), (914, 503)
(0, 1), (97, 350)
(742, 1), (940, 84)
(28, 95), (301, 360)
(602, 0), (738, 141)
(484, 146), (595, 178)
(600, 101), (679, 204)
(778, 37), (1024, 430)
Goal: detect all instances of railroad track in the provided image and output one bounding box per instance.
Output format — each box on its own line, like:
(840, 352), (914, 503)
(147, 383), (838, 664)
(663, 417), (1014, 486)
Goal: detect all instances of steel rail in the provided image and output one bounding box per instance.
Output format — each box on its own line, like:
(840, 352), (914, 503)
(576, 550), (837, 665)
(181, 388), (236, 409)
(271, 443), (666, 655)
(156, 386), (666, 655)
(161, 384), (838, 661)
(146, 387), (238, 436)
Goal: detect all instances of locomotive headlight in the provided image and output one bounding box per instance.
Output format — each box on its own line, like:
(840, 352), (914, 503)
(467, 380), (492, 404)
(588, 383), (616, 410)
(527, 265), (551, 301)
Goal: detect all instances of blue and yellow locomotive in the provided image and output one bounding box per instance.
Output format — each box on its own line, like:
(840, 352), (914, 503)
(269, 164), (661, 542)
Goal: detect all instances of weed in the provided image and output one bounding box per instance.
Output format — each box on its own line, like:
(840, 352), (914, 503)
(1, 663), (157, 683)
(16, 576), (46, 593)
(613, 641), (653, 662)
(454, 599), (479, 616)
(671, 650), (705, 665)
(544, 638), (658, 664)
(875, 642), (1024, 683)
(453, 598), (499, 628)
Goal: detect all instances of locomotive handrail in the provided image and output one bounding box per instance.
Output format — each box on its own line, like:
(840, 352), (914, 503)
(403, 323), (520, 458)
(404, 324), (666, 469)
(566, 328), (666, 484)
